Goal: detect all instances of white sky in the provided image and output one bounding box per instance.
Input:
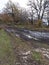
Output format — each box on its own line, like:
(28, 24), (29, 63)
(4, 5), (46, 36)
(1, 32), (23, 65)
(0, 0), (28, 12)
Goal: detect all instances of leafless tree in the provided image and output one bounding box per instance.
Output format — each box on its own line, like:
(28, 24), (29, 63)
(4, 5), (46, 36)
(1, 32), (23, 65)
(28, 0), (49, 20)
(3, 0), (29, 25)
(3, 0), (20, 24)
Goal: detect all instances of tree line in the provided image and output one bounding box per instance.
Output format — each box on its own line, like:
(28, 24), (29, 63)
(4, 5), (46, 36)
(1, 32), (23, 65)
(0, 0), (49, 27)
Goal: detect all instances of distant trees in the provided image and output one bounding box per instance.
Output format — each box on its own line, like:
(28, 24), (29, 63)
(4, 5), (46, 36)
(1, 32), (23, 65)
(1, 0), (49, 27)
(19, 9), (29, 24)
(2, 0), (29, 25)
(28, 0), (49, 25)
(3, 0), (20, 24)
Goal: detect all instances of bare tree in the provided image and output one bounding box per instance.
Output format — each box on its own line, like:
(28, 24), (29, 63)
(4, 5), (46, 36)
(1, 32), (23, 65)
(47, 11), (49, 26)
(3, 0), (29, 25)
(3, 0), (20, 24)
(28, 0), (49, 20)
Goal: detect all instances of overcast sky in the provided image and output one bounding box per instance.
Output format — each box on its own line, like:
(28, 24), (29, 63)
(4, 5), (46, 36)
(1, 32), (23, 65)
(0, 0), (28, 12)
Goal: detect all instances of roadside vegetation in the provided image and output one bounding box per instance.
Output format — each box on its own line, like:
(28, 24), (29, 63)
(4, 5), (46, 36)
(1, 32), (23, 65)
(0, 29), (16, 65)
